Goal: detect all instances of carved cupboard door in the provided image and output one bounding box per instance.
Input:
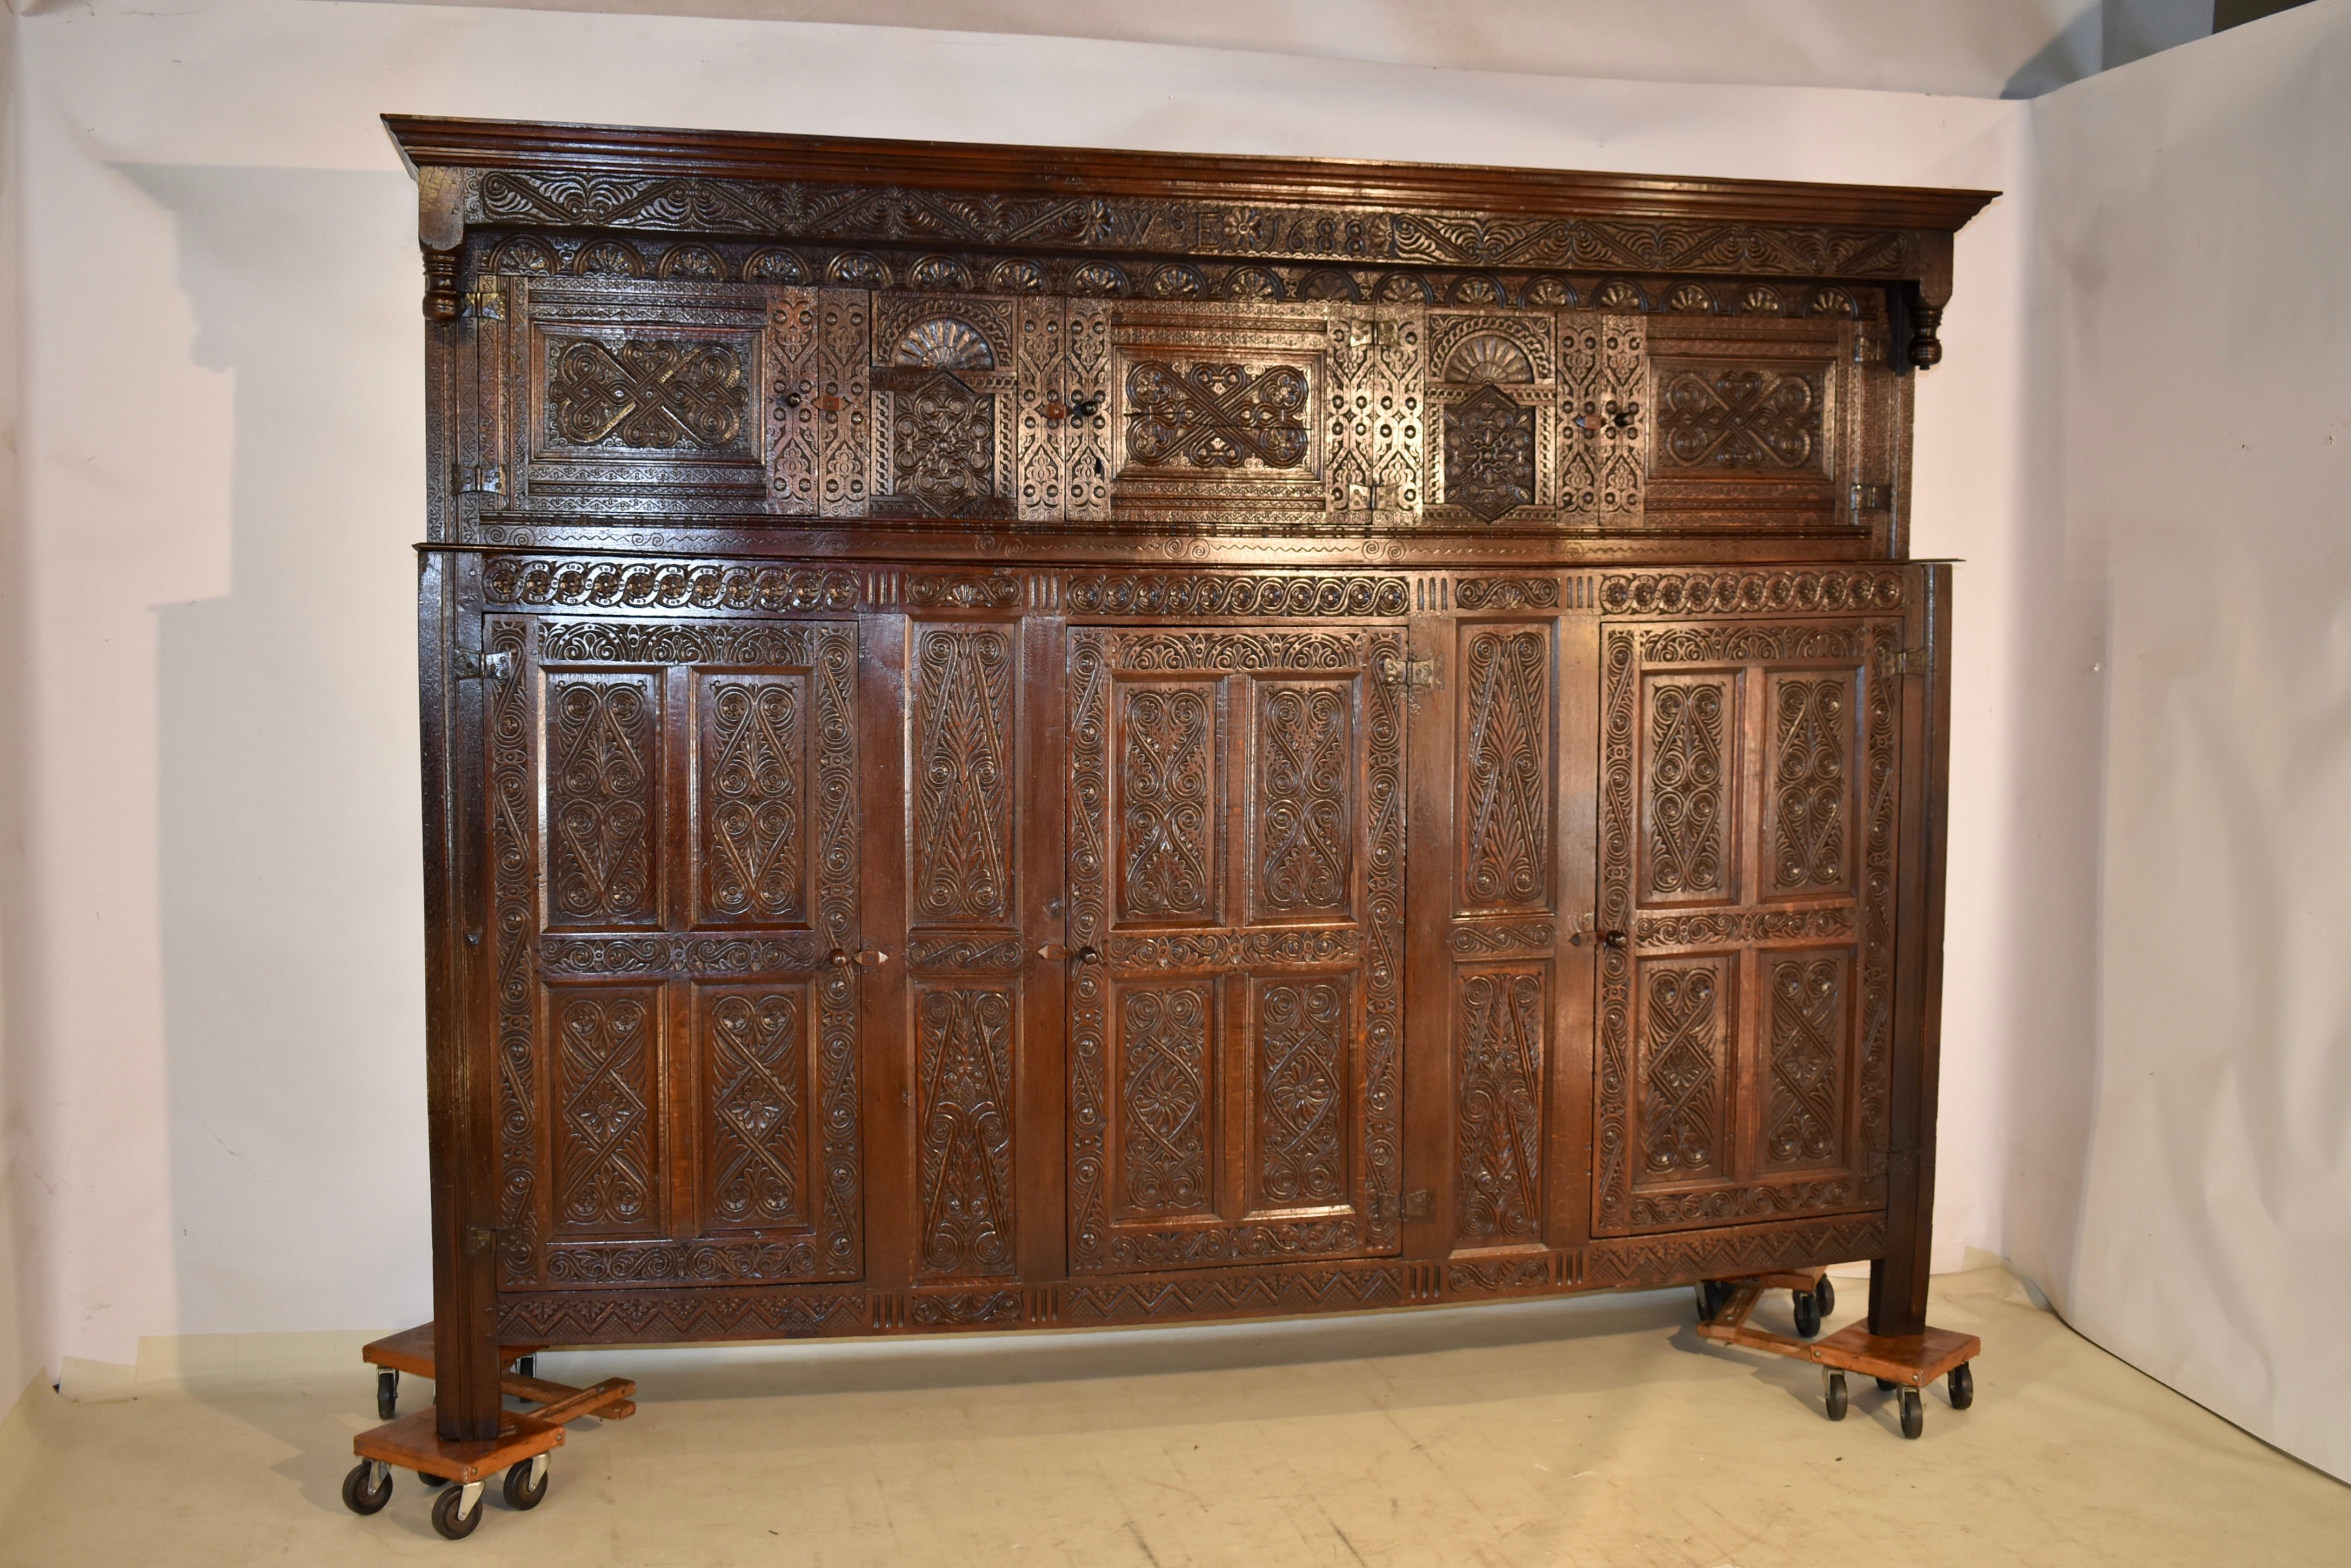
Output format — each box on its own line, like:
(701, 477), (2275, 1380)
(1066, 624), (1406, 1272)
(1592, 597), (1905, 1236)
(483, 601), (865, 1291)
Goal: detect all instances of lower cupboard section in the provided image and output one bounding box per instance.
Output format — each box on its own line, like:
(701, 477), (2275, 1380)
(492, 1212), (1886, 1344)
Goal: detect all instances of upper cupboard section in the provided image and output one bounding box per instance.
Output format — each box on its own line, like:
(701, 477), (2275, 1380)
(467, 271), (1899, 544)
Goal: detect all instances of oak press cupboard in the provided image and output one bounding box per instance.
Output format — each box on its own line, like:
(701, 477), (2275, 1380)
(385, 116), (1992, 1450)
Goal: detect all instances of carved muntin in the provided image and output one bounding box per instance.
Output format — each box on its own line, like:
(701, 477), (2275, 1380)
(405, 123), (1972, 1431)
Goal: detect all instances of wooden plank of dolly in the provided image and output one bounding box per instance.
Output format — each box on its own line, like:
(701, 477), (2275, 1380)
(353, 1410), (564, 1485)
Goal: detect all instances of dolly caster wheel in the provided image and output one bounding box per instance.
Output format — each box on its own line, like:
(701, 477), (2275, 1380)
(432, 1480), (485, 1540)
(1693, 1280), (1731, 1323)
(1823, 1370), (1848, 1422)
(515, 1355), (536, 1379)
(1900, 1387), (1924, 1439)
(420, 1473), (449, 1487)
(1814, 1276), (1835, 1317)
(1875, 1376), (1898, 1392)
(1792, 1288), (1821, 1338)
(1948, 1362), (1974, 1410)
(342, 1460), (391, 1516)
(503, 1455), (548, 1511)
(376, 1369), (398, 1421)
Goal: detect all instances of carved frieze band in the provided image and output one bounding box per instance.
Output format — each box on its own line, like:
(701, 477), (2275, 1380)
(485, 556), (859, 612)
(465, 170), (1921, 279)
(905, 937), (1026, 974)
(1631, 908), (1853, 949)
(1066, 573), (1409, 618)
(542, 935), (820, 976)
(1447, 920), (1556, 957)
(1108, 927), (1364, 971)
(1598, 569), (1903, 618)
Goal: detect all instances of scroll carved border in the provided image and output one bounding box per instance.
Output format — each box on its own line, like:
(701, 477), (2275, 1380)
(1066, 573), (1408, 618)
(486, 556), (859, 612)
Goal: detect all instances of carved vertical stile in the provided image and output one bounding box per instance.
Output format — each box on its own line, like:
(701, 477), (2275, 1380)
(1065, 300), (1112, 521)
(767, 288), (820, 513)
(488, 618), (538, 1284)
(1016, 297), (1065, 520)
(1326, 306), (1425, 521)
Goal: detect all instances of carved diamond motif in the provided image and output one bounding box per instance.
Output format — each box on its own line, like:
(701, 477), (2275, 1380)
(1444, 383), (1535, 522)
(891, 371), (995, 515)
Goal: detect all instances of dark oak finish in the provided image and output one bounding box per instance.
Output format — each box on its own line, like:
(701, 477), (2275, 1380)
(388, 116), (1981, 1444)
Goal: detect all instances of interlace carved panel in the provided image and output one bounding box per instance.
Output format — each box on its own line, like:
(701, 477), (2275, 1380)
(704, 988), (809, 1229)
(546, 337), (748, 452)
(551, 988), (659, 1233)
(1766, 955), (1846, 1169)
(1444, 383), (1537, 521)
(546, 675), (659, 927)
(1118, 686), (1216, 921)
(700, 676), (806, 924)
(1657, 367), (1824, 471)
(916, 986), (1018, 1278)
(1637, 962), (1726, 1181)
(1254, 683), (1350, 917)
(1642, 678), (1729, 902)
(1118, 983), (1213, 1218)
(1126, 362), (1312, 469)
(1768, 675), (1851, 891)
(1256, 980), (1349, 1208)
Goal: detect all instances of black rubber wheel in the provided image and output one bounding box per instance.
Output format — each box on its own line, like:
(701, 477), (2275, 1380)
(1874, 1376), (1898, 1392)
(1949, 1362), (1975, 1410)
(375, 1369), (397, 1422)
(1814, 1276), (1836, 1317)
(502, 1458), (548, 1511)
(1900, 1387), (1924, 1439)
(515, 1355), (536, 1379)
(342, 1461), (391, 1516)
(1824, 1371), (1848, 1422)
(1792, 1289), (1822, 1338)
(1694, 1279), (1731, 1322)
(420, 1473), (449, 1488)
(432, 1484), (483, 1540)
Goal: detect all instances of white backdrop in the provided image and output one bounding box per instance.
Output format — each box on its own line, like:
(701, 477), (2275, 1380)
(2027, 0), (2351, 1485)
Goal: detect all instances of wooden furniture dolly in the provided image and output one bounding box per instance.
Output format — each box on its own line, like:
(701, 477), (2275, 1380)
(1695, 1268), (1979, 1438)
(342, 1326), (636, 1539)
(352, 111), (1998, 1538)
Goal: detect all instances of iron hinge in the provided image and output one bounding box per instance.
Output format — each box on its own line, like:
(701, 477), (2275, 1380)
(461, 1224), (505, 1258)
(457, 463), (505, 497)
(1851, 482), (1892, 512)
(1375, 651), (1442, 691)
(462, 282), (504, 320)
(455, 648), (516, 682)
(1878, 646), (1931, 679)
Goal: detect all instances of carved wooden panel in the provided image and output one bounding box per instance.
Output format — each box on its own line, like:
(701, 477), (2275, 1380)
(1459, 627), (1550, 912)
(766, 287), (872, 515)
(545, 673), (661, 929)
(1639, 673), (1737, 907)
(547, 985), (662, 1236)
(911, 625), (1016, 923)
(1595, 614), (1898, 1235)
(495, 618), (863, 1288)
(871, 301), (1017, 518)
(1632, 957), (1733, 1185)
(1763, 671), (1857, 896)
(1069, 625), (1404, 1271)
(507, 276), (771, 514)
(697, 673), (808, 926)
(1249, 680), (1352, 921)
(1764, 950), (1851, 1172)
(915, 984), (1018, 1279)
(1640, 318), (1854, 530)
(702, 983), (814, 1230)
(1454, 967), (1546, 1247)
(1115, 682), (1220, 924)
(1104, 304), (1331, 526)
(1111, 981), (1217, 1222)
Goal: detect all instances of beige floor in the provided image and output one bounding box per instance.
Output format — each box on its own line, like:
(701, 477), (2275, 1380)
(0, 1264), (2343, 1566)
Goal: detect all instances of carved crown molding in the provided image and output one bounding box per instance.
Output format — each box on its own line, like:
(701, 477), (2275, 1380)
(385, 118), (1994, 299)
